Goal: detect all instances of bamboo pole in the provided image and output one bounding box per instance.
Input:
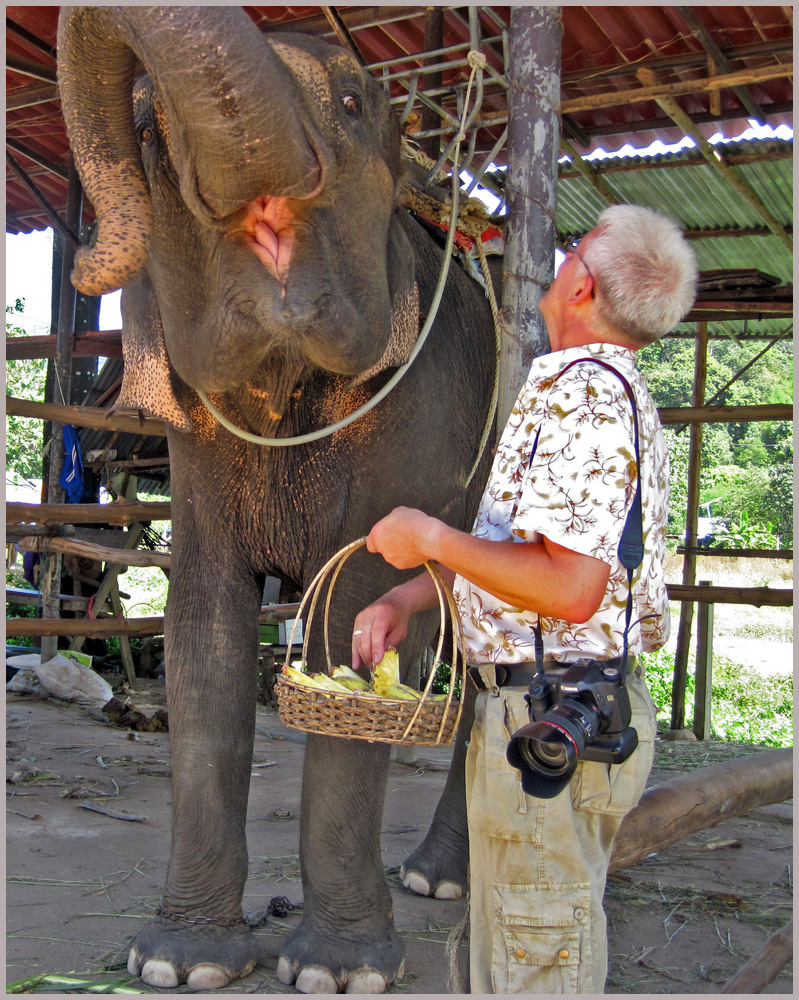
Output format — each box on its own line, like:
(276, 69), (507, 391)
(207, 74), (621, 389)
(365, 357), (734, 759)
(609, 748), (792, 872)
(670, 322), (708, 731)
(6, 397), (167, 436)
(7, 500), (171, 526)
(6, 329), (123, 360)
(720, 919), (793, 993)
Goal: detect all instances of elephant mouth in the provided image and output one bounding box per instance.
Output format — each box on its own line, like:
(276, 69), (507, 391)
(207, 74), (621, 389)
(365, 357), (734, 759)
(242, 196), (298, 286)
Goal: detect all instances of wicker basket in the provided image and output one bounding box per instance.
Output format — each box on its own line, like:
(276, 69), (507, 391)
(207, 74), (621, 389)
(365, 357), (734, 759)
(275, 538), (466, 745)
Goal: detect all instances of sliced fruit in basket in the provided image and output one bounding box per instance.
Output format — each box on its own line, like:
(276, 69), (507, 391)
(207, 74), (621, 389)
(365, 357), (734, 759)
(282, 665), (351, 695)
(372, 648), (400, 696)
(331, 665), (372, 691)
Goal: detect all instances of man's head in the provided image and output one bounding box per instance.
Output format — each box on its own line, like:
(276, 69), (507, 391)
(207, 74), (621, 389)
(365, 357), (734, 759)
(540, 205), (698, 351)
(581, 205), (698, 345)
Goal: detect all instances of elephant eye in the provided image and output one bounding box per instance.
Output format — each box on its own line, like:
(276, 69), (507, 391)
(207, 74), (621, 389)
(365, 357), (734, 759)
(138, 125), (155, 145)
(341, 93), (361, 116)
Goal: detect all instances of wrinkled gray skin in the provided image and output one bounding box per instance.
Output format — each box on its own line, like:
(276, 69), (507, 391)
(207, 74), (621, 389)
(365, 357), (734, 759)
(57, 6), (492, 993)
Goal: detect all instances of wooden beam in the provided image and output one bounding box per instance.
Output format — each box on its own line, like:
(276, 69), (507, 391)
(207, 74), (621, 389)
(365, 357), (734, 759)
(6, 81), (59, 110)
(7, 330), (123, 360)
(17, 535), (172, 570)
(609, 748), (792, 873)
(658, 403), (792, 425)
(665, 584), (792, 607)
(6, 396), (167, 436)
(562, 62), (788, 115)
(637, 67), (792, 253)
(6, 616), (165, 639)
(7, 500), (171, 526)
(677, 547), (793, 560)
(720, 919), (793, 994)
(559, 137), (620, 205)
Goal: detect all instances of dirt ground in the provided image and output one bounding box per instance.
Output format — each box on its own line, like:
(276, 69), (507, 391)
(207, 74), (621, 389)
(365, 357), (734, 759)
(6, 682), (793, 995)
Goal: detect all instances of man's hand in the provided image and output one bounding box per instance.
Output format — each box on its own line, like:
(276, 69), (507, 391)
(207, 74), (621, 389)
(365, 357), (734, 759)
(352, 592), (413, 670)
(366, 506), (443, 570)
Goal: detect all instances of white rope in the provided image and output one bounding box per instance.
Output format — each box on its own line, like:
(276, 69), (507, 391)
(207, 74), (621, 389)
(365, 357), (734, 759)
(198, 54), (486, 448)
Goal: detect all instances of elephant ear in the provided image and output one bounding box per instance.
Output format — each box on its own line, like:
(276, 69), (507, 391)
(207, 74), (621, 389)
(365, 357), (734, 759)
(347, 214), (419, 387)
(116, 271), (192, 431)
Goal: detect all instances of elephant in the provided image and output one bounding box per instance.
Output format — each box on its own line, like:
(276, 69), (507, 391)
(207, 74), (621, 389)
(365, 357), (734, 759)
(57, 6), (496, 993)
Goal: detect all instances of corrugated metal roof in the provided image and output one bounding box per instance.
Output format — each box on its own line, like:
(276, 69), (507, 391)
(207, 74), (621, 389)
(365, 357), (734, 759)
(556, 138), (793, 283)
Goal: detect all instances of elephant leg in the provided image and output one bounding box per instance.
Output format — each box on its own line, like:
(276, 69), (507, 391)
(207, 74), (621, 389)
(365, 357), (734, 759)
(127, 546), (262, 991)
(277, 734), (405, 995)
(400, 677), (477, 899)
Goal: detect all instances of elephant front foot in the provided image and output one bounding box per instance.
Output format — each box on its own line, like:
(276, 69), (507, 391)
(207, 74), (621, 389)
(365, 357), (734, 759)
(276, 917), (404, 994)
(127, 914), (259, 991)
(400, 829), (469, 899)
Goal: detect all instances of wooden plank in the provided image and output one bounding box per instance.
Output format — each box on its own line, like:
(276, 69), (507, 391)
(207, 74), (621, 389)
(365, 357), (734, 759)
(562, 63), (788, 115)
(6, 396), (166, 436)
(7, 499), (171, 526)
(7, 330), (123, 360)
(17, 535), (172, 569)
(677, 547), (792, 559)
(6, 587), (88, 612)
(658, 403), (792, 425)
(6, 616), (165, 639)
(666, 584), (792, 607)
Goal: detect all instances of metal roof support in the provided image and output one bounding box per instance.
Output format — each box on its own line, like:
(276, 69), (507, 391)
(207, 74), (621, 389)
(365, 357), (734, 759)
(321, 6), (367, 66)
(637, 68), (793, 253)
(498, 5), (562, 428)
(419, 7), (445, 161)
(5, 151), (79, 244)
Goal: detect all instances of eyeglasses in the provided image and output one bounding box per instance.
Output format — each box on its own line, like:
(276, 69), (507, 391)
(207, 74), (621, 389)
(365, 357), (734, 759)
(559, 236), (595, 298)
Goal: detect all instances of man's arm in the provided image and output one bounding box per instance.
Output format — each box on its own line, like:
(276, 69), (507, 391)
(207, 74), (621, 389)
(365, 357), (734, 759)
(353, 507), (610, 668)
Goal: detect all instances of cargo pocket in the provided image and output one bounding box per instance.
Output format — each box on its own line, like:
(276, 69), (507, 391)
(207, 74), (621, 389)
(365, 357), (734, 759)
(468, 691), (540, 842)
(571, 674), (657, 816)
(493, 881), (590, 993)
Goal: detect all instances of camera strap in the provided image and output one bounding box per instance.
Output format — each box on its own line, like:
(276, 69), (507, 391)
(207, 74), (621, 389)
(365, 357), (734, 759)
(532, 357), (644, 678)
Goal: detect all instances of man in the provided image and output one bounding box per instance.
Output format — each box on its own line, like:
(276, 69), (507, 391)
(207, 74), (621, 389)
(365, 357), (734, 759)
(352, 205), (698, 992)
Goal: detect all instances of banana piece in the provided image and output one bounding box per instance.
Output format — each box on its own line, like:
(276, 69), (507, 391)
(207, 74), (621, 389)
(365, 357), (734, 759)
(372, 648), (400, 696)
(331, 665), (371, 691)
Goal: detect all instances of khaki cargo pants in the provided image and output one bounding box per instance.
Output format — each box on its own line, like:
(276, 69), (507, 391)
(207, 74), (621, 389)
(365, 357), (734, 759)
(465, 667), (657, 993)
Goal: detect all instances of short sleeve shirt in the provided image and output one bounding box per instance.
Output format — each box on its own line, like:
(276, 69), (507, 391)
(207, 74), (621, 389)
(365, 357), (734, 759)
(454, 342), (671, 664)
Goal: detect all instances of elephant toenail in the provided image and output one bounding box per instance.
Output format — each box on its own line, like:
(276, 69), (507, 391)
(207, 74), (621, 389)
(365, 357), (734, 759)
(140, 959), (180, 988)
(434, 880), (464, 899)
(345, 968), (388, 994)
(295, 965), (341, 993)
(186, 963), (231, 990)
(276, 955), (298, 985)
(126, 949), (141, 977)
(402, 871), (432, 896)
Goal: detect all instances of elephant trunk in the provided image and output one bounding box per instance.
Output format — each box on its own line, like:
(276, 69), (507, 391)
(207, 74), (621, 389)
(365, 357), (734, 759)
(57, 6), (325, 296)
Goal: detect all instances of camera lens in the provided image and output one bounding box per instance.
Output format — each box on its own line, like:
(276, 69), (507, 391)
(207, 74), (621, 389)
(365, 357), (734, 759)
(519, 734), (571, 774)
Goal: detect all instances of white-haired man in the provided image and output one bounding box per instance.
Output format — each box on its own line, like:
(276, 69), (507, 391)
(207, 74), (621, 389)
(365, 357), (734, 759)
(352, 205), (698, 992)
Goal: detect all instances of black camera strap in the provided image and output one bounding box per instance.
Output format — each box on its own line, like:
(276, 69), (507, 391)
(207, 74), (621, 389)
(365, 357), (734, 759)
(532, 356), (644, 678)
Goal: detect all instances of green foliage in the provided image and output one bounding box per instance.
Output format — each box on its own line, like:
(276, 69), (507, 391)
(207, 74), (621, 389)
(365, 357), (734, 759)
(637, 335), (793, 544)
(640, 647), (793, 748)
(6, 299), (47, 481)
(710, 509), (779, 550)
(430, 659), (463, 699)
(6, 568), (37, 648)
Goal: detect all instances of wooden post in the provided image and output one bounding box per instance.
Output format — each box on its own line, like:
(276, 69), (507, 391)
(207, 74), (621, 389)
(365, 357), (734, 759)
(498, 5), (561, 428)
(670, 321), (709, 730)
(720, 918), (793, 993)
(693, 580), (714, 739)
(40, 157), (82, 664)
(419, 7), (444, 161)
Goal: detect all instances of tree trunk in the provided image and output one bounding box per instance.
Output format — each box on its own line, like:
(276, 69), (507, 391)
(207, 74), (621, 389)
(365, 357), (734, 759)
(609, 748), (792, 872)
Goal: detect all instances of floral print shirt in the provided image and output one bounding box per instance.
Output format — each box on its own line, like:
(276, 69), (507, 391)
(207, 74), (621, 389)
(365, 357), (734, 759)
(454, 342), (670, 664)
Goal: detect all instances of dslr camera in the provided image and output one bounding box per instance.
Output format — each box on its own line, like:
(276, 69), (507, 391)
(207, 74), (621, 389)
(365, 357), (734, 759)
(506, 660), (638, 798)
